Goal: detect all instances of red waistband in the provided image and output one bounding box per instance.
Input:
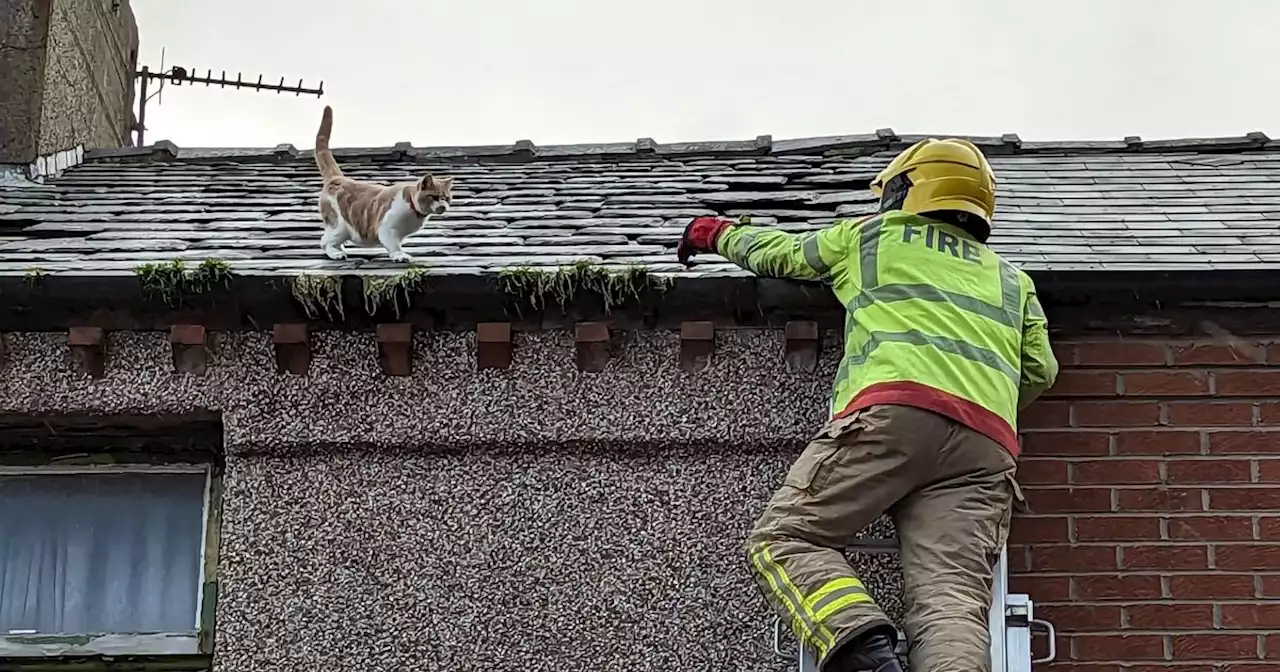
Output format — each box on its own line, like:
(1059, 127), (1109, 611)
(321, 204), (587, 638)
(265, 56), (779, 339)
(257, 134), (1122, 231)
(834, 380), (1020, 457)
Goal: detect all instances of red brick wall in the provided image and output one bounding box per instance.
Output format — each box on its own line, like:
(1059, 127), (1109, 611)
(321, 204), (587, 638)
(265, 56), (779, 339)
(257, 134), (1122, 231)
(1011, 338), (1280, 672)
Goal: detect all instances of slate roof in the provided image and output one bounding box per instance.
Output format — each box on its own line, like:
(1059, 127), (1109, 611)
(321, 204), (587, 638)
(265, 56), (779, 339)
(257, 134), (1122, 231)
(1, 131), (1279, 277)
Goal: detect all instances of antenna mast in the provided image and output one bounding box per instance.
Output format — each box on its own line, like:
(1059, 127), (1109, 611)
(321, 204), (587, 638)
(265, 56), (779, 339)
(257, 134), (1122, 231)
(132, 49), (324, 147)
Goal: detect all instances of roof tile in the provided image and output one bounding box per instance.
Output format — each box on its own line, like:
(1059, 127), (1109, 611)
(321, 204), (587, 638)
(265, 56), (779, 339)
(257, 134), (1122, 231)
(3, 133), (1279, 274)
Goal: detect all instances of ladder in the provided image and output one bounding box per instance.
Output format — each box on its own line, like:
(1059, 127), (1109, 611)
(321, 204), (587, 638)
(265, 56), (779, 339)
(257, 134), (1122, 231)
(774, 547), (1057, 671)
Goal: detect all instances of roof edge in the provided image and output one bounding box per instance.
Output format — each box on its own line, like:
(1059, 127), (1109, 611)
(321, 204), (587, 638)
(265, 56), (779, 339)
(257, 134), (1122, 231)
(81, 131), (1276, 165)
(3, 269), (1279, 337)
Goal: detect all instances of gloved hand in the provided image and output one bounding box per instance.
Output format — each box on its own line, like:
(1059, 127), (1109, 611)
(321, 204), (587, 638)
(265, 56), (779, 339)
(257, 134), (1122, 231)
(676, 216), (736, 266)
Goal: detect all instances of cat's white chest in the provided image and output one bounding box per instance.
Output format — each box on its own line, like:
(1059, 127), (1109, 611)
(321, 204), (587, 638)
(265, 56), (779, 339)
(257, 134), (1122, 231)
(377, 199), (426, 238)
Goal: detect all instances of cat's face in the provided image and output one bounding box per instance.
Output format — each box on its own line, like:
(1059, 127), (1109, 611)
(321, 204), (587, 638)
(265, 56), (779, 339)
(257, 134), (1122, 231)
(414, 174), (454, 216)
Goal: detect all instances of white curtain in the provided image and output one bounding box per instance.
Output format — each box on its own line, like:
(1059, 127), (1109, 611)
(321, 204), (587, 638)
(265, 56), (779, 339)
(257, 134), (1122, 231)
(0, 472), (206, 634)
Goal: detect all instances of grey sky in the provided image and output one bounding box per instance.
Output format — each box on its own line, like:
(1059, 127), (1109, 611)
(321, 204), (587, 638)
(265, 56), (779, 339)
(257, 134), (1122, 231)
(133, 0), (1278, 149)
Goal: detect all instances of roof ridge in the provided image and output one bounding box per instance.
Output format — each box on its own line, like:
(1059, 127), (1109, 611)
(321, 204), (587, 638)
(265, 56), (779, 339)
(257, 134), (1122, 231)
(82, 130), (1275, 164)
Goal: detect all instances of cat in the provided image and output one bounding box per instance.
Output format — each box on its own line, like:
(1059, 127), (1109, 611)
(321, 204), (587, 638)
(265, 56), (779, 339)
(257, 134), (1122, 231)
(313, 105), (455, 262)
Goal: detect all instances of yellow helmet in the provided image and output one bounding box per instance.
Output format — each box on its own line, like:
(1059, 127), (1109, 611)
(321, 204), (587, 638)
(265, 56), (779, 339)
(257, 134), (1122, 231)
(868, 138), (997, 238)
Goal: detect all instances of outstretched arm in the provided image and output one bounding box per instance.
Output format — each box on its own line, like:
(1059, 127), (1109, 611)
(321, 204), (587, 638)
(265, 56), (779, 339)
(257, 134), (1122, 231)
(678, 216), (858, 282)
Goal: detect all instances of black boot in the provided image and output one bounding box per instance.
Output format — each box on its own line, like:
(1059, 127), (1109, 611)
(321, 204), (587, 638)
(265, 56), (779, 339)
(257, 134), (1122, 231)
(824, 626), (904, 672)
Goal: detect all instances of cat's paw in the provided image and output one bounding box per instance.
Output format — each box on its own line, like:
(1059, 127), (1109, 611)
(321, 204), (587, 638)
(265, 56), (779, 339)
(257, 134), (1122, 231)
(324, 248), (348, 260)
(388, 252), (413, 263)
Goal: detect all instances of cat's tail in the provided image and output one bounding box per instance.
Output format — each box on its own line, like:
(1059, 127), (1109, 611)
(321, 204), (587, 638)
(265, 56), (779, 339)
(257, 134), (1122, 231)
(314, 105), (343, 180)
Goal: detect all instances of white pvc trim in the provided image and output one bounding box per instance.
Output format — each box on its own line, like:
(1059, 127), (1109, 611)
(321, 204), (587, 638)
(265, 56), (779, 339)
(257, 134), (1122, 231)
(194, 468), (213, 629)
(0, 463), (208, 475)
(0, 632), (200, 657)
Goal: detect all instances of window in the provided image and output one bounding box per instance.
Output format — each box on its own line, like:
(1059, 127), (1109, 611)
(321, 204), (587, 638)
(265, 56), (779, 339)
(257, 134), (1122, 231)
(0, 464), (215, 658)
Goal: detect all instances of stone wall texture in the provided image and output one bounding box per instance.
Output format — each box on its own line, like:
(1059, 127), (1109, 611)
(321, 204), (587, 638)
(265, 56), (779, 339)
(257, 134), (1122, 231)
(0, 0), (136, 164)
(0, 0), (53, 162)
(0, 328), (900, 672)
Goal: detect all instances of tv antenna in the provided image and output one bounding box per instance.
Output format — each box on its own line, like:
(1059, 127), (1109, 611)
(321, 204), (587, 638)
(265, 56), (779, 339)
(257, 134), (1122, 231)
(131, 47), (324, 147)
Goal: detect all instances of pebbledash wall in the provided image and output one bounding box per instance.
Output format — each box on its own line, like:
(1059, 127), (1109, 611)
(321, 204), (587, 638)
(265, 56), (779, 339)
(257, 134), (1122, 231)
(2, 324), (1279, 671)
(0, 327), (885, 672)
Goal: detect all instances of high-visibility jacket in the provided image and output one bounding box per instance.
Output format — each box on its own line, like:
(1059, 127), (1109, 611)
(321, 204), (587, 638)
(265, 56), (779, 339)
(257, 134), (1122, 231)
(715, 211), (1058, 456)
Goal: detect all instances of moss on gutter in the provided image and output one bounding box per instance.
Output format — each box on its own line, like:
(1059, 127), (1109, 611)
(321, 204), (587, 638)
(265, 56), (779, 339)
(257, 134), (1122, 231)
(496, 260), (670, 315)
(23, 267), (48, 289)
(286, 274), (344, 321)
(361, 267), (430, 317)
(133, 259), (234, 307)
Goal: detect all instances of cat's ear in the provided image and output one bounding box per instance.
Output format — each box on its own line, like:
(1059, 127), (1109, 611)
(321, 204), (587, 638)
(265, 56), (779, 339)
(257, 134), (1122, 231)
(417, 174), (434, 190)
(439, 176), (455, 188)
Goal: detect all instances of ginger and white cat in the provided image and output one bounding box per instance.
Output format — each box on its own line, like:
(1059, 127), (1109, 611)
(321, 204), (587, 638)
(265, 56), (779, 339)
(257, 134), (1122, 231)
(313, 105), (455, 262)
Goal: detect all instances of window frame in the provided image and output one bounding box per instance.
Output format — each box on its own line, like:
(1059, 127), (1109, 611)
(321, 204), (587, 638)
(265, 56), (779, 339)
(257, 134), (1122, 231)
(0, 462), (222, 660)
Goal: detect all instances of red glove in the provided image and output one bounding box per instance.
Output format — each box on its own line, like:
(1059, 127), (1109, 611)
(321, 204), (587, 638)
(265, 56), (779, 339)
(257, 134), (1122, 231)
(677, 216), (735, 265)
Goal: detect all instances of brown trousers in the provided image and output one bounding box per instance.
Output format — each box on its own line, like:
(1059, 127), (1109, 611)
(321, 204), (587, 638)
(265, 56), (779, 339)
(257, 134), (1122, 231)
(745, 404), (1025, 672)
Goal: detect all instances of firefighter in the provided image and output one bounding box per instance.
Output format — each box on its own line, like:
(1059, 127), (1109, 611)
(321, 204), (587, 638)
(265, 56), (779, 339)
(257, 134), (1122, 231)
(676, 138), (1058, 672)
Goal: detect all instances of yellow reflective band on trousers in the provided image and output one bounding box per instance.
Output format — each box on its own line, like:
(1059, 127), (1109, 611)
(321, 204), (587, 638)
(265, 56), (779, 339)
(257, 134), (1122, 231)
(749, 545), (875, 657)
(749, 543), (834, 656)
(805, 577), (873, 623)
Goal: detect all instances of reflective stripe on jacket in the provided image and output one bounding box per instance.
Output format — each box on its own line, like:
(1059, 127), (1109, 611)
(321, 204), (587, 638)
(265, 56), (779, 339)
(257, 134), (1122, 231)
(715, 211), (1058, 456)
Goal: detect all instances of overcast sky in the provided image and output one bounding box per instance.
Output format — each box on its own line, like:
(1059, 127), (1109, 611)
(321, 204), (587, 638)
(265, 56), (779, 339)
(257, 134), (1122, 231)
(133, 0), (1279, 149)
